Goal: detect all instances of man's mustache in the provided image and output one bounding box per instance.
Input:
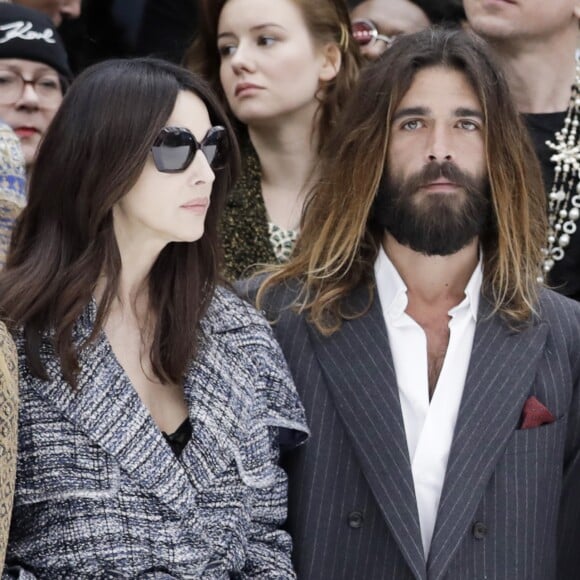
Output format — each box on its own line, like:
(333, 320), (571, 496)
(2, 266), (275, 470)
(407, 161), (477, 192)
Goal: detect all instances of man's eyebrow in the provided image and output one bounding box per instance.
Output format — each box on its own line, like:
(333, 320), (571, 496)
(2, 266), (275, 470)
(454, 107), (484, 119)
(218, 23), (286, 40)
(391, 106), (484, 122)
(392, 107), (430, 122)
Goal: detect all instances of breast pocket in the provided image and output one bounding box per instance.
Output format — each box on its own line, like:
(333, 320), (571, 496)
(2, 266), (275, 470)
(503, 414), (567, 458)
(16, 419), (118, 505)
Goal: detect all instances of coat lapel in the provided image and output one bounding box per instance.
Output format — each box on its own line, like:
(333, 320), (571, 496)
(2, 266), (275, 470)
(428, 299), (548, 579)
(28, 303), (250, 518)
(307, 286), (426, 580)
(33, 331), (198, 517)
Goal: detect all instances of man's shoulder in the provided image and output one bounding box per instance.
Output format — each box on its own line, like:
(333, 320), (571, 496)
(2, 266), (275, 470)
(537, 287), (580, 327)
(236, 276), (304, 318)
(534, 288), (580, 360)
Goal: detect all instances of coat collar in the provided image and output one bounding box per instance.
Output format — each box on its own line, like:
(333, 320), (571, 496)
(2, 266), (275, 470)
(24, 292), (275, 518)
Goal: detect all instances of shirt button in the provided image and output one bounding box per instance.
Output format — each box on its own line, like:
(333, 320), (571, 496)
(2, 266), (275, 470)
(347, 511), (364, 529)
(472, 521), (487, 540)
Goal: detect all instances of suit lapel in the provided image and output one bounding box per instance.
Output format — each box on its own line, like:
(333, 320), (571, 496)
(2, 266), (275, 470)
(307, 286), (426, 580)
(428, 299), (548, 579)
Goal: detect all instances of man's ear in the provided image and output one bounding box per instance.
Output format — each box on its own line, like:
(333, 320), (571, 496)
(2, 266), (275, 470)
(319, 43), (342, 82)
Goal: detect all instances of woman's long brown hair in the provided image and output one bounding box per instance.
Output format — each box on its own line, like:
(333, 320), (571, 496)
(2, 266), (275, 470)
(0, 58), (240, 387)
(257, 28), (547, 333)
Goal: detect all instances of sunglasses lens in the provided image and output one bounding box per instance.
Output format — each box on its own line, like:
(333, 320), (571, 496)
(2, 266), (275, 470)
(351, 19), (375, 46)
(152, 128), (193, 173)
(201, 126), (228, 170)
(152, 126), (229, 173)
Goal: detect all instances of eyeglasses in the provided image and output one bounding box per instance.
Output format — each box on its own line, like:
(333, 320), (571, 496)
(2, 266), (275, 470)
(151, 125), (228, 173)
(0, 70), (62, 107)
(351, 18), (396, 48)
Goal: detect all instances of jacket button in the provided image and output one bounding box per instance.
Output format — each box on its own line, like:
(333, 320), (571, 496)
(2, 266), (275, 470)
(347, 511), (364, 529)
(472, 521), (487, 540)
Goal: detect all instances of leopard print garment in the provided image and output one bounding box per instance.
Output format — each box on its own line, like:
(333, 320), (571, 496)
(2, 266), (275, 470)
(0, 322), (18, 565)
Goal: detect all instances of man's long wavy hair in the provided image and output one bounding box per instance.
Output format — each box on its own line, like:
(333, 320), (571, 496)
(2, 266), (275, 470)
(257, 27), (547, 333)
(184, 0), (362, 151)
(0, 58), (240, 387)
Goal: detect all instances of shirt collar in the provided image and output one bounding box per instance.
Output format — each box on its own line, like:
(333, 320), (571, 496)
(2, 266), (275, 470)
(458, 255), (482, 321)
(374, 246), (483, 321)
(374, 246), (409, 320)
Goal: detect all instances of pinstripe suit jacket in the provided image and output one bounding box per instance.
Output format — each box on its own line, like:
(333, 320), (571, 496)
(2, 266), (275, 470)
(254, 282), (580, 580)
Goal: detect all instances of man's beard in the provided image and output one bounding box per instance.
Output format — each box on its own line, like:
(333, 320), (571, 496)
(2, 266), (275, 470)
(372, 160), (491, 256)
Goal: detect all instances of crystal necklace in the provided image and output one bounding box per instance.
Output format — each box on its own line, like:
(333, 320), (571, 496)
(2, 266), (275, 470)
(540, 61), (580, 282)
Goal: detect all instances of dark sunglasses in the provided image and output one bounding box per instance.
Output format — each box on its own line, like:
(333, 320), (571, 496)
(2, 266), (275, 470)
(351, 18), (395, 48)
(151, 125), (228, 173)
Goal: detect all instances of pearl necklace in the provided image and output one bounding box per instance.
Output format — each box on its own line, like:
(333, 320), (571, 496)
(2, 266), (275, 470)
(540, 61), (580, 282)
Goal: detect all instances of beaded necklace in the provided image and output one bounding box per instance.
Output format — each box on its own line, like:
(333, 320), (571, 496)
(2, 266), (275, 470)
(540, 61), (580, 282)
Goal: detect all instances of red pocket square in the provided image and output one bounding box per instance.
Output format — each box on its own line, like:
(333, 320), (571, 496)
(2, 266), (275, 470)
(520, 396), (555, 430)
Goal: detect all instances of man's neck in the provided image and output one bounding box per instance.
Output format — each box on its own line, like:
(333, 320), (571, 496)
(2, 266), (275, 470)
(382, 234), (479, 310)
(489, 33), (578, 113)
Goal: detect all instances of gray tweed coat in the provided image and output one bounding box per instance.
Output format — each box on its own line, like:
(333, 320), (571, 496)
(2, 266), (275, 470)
(3, 288), (308, 579)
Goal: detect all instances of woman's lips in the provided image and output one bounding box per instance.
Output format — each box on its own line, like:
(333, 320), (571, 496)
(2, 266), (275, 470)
(180, 198), (209, 214)
(14, 127), (40, 139)
(234, 83), (262, 97)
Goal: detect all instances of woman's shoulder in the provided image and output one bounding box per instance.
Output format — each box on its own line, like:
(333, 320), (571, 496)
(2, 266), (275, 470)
(204, 285), (271, 335)
(0, 321), (18, 565)
(0, 322), (18, 387)
(203, 286), (309, 447)
(0, 321), (18, 420)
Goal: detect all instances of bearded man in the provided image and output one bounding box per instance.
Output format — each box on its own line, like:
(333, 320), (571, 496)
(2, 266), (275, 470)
(247, 28), (580, 580)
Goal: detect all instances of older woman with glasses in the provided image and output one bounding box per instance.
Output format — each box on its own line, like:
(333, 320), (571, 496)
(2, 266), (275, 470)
(0, 4), (72, 175)
(0, 57), (308, 578)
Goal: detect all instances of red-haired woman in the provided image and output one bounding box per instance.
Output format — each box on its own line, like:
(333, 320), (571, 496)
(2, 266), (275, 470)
(187, 0), (361, 279)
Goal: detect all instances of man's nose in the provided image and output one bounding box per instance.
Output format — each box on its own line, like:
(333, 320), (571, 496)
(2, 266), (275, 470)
(427, 126), (453, 162)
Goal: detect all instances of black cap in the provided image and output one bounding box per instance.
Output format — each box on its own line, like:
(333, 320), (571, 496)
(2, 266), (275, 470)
(0, 4), (72, 80)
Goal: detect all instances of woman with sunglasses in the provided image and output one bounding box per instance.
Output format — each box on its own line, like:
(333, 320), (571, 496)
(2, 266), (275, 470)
(186, 0), (361, 280)
(0, 57), (308, 578)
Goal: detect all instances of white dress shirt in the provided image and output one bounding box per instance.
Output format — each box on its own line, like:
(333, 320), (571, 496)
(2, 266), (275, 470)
(374, 247), (482, 559)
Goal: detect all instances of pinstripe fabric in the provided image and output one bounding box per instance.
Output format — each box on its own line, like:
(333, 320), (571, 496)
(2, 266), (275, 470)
(253, 282), (580, 580)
